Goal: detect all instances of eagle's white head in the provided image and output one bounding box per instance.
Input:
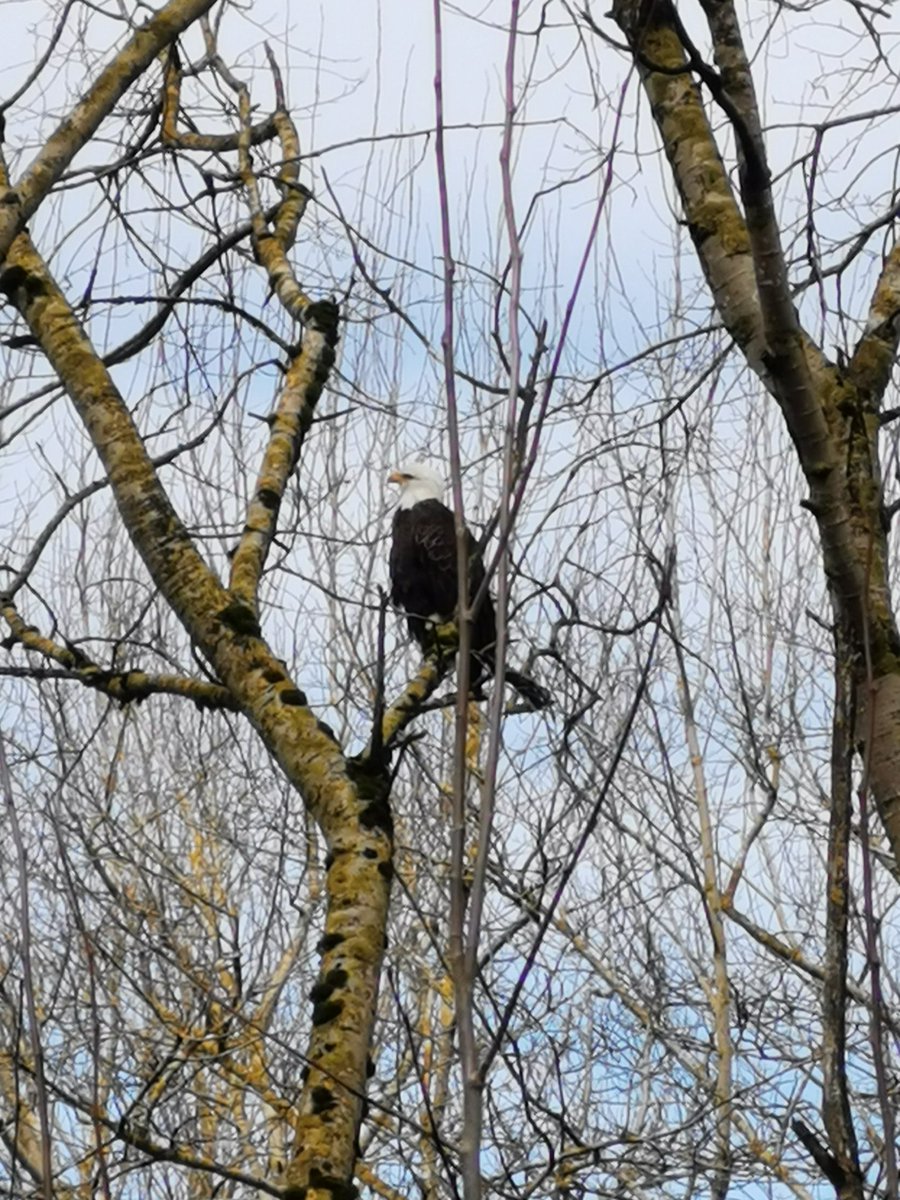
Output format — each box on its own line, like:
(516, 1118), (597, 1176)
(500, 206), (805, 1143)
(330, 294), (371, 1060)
(387, 462), (446, 509)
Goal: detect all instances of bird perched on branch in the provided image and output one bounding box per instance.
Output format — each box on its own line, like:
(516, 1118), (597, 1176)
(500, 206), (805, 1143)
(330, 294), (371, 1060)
(387, 462), (550, 709)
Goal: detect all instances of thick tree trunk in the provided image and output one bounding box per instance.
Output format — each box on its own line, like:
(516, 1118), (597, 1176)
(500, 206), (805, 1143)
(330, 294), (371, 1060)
(0, 225), (389, 1200)
(609, 0), (900, 867)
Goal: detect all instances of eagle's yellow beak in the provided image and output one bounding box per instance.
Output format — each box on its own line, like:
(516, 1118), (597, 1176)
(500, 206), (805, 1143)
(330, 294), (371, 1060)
(387, 470), (406, 485)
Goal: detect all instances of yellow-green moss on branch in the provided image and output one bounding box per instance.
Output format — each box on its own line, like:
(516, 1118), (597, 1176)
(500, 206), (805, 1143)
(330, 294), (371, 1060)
(1, 228), (388, 1200)
(0, 0), (217, 259)
(230, 309), (340, 610)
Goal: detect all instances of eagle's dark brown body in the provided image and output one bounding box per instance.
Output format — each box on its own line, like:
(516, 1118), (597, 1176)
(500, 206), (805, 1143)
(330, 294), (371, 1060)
(390, 495), (549, 708)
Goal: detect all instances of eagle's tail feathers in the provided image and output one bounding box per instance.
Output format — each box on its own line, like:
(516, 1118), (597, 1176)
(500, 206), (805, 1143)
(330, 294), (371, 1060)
(505, 669), (552, 710)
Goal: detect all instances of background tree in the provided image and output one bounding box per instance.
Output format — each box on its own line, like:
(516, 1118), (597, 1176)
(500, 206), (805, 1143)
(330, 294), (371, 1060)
(1, 2), (899, 1199)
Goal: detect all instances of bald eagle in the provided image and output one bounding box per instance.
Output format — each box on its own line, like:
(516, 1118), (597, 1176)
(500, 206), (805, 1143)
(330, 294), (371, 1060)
(388, 463), (550, 709)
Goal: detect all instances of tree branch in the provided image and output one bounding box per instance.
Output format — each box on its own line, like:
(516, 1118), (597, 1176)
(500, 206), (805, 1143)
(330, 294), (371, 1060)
(0, 0), (217, 259)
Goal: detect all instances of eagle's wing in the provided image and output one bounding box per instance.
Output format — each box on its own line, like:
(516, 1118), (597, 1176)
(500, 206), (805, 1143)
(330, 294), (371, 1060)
(390, 500), (457, 619)
(414, 501), (458, 620)
(466, 527), (487, 596)
(414, 505), (457, 583)
(412, 505), (488, 608)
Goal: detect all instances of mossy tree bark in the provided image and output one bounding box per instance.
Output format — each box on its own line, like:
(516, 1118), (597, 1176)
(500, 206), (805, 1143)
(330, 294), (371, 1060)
(610, 0), (900, 864)
(0, 7), (438, 1195)
(608, 1), (899, 1193)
